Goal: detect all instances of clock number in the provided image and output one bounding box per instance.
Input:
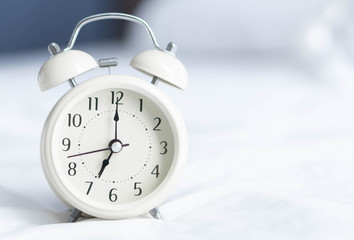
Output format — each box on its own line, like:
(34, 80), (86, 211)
(88, 97), (98, 111)
(160, 141), (168, 155)
(153, 117), (161, 131)
(68, 114), (82, 127)
(139, 99), (143, 112)
(62, 138), (71, 151)
(111, 91), (124, 104)
(68, 162), (76, 176)
(151, 165), (160, 178)
(109, 188), (118, 202)
(85, 181), (93, 195)
(134, 182), (142, 196)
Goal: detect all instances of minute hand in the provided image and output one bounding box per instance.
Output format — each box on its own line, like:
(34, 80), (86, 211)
(114, 100), (119, 140)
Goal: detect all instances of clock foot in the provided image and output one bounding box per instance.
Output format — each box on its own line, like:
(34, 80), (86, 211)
(151, 42), (178, 86)
(149, 207), (163, 220)
(47, 43), (77, 88)
(67, 208), (82, 223)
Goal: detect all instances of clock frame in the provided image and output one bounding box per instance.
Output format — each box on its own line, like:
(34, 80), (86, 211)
(41, 75), (188, 219)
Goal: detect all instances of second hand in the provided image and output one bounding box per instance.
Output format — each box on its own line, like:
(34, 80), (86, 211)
(67, 144), (129, 158)
(67, 147), (111, 158)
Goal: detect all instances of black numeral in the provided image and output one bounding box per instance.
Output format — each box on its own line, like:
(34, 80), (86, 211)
(68, 114), (82, 127)
(111, 91), (124, 104)
(160, 141), (168, 155)
(139, 99), (143, 112)
(109, 188), (118, 202)
(68, 162), (76, 176)
(88, 97), (98, 110)
(153, 117), (161, 131)
(134, 182), (142, 196)
(62, 138), (71, 151)
(85, 181), (93, 195)
(151, 165), (160, 178)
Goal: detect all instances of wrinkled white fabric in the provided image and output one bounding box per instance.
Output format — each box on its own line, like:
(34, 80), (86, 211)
(1, 40), (354, 240)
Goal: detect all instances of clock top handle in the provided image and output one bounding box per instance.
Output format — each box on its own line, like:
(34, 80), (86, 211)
(65, 13), (161, 51)
(38, 13), (188, 92)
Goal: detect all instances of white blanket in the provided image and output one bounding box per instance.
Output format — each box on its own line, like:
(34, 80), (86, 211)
(0, 44), (354, 239)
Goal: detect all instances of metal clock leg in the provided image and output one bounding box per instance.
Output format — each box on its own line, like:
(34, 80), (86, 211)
(149, 207), (163, 220)
(151, 42), (178, 86)
(48, 42), (78, 88)
(68, 208), (82, 223)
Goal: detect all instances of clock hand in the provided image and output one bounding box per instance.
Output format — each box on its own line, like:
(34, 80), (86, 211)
(96, 140), (130, 178)
(114, 100), (119, 140)
(67, 143), (130, 158)
(97, 151), (113, 178)
(67, 147), (111, 158)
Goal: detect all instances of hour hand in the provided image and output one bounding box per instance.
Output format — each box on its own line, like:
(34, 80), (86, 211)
(97, 151), (113, 178)
(97, 159), (109, 178)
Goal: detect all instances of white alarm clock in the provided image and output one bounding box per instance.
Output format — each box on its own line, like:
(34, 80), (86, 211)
(38, 13), (188, 222)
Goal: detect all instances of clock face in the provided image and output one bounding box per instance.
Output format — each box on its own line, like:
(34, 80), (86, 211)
(42, 75), (187, 218)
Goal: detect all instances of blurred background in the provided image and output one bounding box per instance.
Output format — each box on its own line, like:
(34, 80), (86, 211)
(1, 0), (354, 239)
(1, 0), (354, 60)
(0, 0), (140, 53)
(2, 0), (354, 90)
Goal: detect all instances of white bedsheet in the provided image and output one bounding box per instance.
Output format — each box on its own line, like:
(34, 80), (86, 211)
(1, 41), (354, 240)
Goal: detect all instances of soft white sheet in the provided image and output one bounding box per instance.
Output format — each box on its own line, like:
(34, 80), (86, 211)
(0, 43), (354, 239)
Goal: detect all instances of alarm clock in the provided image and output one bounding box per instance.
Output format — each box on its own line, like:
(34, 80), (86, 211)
(38, 13), (188, 222)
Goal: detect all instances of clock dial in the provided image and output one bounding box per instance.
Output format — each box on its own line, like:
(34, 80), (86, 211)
(41, 75), (187, 218)
(53, 87), (174, 205)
